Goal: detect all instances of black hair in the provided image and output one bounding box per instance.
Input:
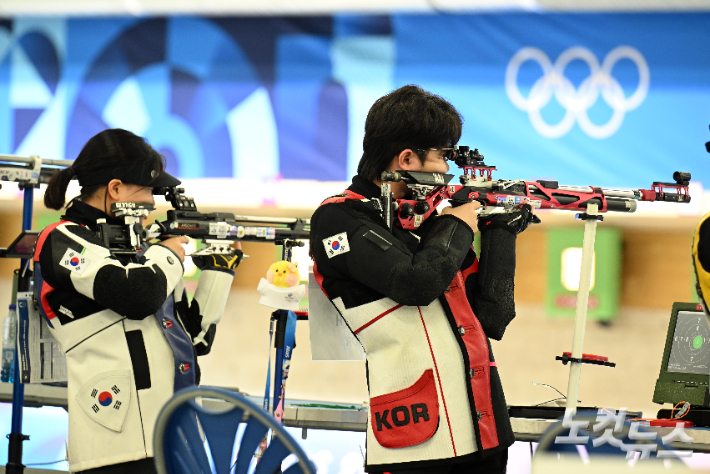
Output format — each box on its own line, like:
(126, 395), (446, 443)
(357, 85), (463, 181)
(44, 128), (165, 210)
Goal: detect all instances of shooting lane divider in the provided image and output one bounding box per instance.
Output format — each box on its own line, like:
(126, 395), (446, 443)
(256, 245), (309, 461)
(0, 153), (73, 473)
(273, 310), (298, 424)
(257, 309), (298, 462)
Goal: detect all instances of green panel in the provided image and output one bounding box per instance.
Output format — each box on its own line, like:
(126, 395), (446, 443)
(35, 209), (64, 231)
(546, 227), (622, 321)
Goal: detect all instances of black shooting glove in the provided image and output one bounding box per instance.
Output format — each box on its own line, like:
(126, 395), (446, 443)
(192, 249), (244, 271)
(478, 203), (541, 235)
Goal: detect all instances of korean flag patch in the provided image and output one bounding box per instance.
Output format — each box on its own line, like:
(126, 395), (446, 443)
(323, 233), (350, 259)
(76, 370), (131, 432)
(60, 247), (91, 275)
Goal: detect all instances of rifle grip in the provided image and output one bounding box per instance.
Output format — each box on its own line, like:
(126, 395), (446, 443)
(449, 198), (487, 208)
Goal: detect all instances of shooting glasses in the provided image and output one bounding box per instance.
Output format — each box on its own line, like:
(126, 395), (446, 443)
(415, 147), (458, 161)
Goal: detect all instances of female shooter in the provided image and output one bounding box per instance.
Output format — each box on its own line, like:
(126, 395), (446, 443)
(33, 128), (240, 474)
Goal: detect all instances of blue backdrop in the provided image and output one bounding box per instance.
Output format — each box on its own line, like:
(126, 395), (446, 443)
(1, 13), (708, 189)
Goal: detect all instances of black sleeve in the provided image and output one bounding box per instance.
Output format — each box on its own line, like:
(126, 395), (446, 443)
(464, 228), (517, 340)
(311, 203), (475, 306)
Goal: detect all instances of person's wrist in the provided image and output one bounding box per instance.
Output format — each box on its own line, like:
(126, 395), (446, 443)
(438, 213), (475, 236)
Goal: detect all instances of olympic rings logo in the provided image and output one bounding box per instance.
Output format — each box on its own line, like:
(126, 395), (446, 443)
(505, 46), (649, 139)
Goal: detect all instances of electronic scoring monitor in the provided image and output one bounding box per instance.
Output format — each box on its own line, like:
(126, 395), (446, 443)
(653, 302), (710, 407)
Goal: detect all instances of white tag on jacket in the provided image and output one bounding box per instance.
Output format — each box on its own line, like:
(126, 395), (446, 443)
(59, 248), (91, 274)
(76, 370), (131, 432)
(323, 232), (350, 258)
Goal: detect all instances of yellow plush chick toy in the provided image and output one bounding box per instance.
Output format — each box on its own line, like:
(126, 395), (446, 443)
(266, 261), (301, 288)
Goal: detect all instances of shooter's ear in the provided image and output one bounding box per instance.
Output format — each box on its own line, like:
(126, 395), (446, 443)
(397, 149), (419, 171)
(106, 179), (124, 200)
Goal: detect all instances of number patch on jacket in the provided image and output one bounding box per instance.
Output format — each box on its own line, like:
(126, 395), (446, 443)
(323, 232), (350, 258)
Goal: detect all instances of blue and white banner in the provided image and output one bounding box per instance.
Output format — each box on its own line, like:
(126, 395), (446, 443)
(1, 14), (708, 190)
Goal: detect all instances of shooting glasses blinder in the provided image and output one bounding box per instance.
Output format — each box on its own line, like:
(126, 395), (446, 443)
(415, 146), (458, 161)
(76, 163), (181, 189)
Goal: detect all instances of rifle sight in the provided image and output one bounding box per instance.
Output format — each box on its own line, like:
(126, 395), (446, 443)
(673, 171), (691, 185)
(154, 186), (197, 211)
(453, 146), (485, 168)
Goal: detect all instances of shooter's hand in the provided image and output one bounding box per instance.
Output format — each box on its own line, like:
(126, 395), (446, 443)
(193, 247), (244, 271)
(157, 236), (189, 261)
(441, 201), (481, 233)
(478, 203), (540, 235)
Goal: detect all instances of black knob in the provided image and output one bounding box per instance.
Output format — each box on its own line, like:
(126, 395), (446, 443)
(380, 171), (402, 182)
(415, 202), (430, 214)
(133, 223), (145, 237)
(399, 203), (414, 218)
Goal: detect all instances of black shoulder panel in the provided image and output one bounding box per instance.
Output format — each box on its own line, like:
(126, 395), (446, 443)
(62, 224), (105, 247)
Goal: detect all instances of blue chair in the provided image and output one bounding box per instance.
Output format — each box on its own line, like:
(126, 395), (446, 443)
(153, 386), (317, 474)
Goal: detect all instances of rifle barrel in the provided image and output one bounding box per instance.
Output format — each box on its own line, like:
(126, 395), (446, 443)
(232, 215), (311, 225)
(527, 190), (637, 212)
(555, 185), (639, 199)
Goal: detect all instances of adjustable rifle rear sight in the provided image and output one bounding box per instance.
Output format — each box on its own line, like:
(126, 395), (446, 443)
(153, 186), (196, 211)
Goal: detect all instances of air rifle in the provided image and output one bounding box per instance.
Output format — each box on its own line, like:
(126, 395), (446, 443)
(381, 146), (691, 231)
(145, 186), (310, 254)
(97, 187), (309, 255)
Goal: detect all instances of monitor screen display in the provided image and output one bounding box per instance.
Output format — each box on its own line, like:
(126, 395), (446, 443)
(4, 231), (40, 259)
(667, 310), (710, 375)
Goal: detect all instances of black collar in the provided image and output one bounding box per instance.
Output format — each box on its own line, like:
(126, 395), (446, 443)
(348, 175), (382, 200)
(62, 199), (124, 228)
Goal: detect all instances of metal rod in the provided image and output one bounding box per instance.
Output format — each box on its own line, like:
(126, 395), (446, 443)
(7, 186), (33, 473)
(556, 185), (638, 199)
(0, 154), (73, 167)
(564, 203), (598, 418)
(272, 310), (288, 415)
(233, 216), (310, 225)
